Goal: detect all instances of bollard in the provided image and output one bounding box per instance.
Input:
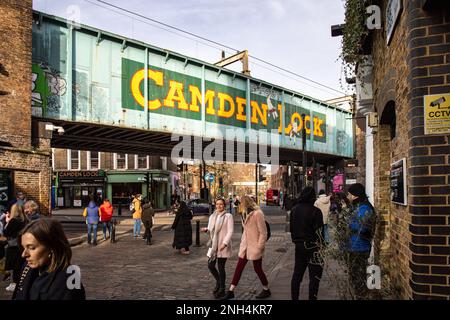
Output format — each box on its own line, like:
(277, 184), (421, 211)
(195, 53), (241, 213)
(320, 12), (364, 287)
(195, 220), (200, 247)
(110, 219), (116, 243)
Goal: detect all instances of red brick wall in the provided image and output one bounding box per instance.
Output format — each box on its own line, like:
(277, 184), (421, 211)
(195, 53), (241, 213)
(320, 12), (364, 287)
(0, 0), (51, 215)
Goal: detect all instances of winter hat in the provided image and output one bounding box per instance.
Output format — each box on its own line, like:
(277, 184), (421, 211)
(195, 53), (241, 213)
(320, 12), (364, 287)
(348, 183), (366, 199)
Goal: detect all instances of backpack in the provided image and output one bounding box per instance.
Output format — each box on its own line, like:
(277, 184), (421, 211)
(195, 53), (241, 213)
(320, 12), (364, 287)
(129, 201), (135, 214)
(265, 220), (271, 241)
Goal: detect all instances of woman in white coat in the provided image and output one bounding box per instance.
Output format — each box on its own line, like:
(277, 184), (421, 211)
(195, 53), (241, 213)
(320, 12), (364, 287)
(201, 198), (234, 299)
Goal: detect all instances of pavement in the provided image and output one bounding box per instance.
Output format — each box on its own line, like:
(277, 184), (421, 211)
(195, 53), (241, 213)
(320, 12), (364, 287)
(0, 206), (341, 300)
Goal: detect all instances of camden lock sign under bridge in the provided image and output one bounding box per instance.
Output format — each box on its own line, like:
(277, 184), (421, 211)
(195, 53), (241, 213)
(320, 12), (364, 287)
(31, 11), (353, 165)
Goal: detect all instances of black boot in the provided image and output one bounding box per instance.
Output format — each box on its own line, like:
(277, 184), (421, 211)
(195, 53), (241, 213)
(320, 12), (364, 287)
(213, 282), (220, 295)
(221, 290), (235, 300)
(215, 288), (225, 299)
(255, 289), (271, 299)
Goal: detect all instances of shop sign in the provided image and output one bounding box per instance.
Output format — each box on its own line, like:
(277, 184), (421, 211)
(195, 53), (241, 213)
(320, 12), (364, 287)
(424, 93), (450, 135)
(390, 158), (407, 206)
(58, 171), (105, 179)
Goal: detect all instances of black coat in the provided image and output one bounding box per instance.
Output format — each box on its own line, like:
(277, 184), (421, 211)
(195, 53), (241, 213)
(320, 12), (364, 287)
(171, 206), (193, 249)
(13, 265), (86, 300)
(141, 203), (154, 227)
(290, 202), (324, 245)
(3, 218), (26, 271)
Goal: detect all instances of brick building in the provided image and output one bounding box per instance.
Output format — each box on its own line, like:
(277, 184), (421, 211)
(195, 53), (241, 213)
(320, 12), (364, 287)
(52, 148), (177, 210)
(0, 0), (52, 215)
(344, 0), (450, 299)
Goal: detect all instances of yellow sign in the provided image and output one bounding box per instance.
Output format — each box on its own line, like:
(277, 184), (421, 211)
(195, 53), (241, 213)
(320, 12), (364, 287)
(424, 93), (450, 135)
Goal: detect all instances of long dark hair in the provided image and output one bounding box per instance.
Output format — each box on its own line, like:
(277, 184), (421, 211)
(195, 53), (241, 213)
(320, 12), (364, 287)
(298, 187), (316, 205)
(19, 219), (72, 272)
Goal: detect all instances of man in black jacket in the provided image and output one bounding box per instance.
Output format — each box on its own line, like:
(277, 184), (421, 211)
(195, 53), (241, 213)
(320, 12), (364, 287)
(289, 187), (324, 300)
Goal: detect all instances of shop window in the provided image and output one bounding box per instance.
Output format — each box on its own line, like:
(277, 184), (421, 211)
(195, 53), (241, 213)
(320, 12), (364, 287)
(68, 150), (80, 170)
(114, 153), (127, 169)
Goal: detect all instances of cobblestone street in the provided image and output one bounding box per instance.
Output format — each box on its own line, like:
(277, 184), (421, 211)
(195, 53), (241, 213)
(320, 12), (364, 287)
(1, 224), (342, 300)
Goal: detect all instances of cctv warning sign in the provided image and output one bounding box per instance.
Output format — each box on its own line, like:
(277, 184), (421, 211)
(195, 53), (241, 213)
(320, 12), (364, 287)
(424, 93), (450, 135)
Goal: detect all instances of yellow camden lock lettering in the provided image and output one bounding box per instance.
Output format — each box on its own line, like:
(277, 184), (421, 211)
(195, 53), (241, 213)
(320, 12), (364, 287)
(130, 68), (325, 137)
(130, 68), (163, 110)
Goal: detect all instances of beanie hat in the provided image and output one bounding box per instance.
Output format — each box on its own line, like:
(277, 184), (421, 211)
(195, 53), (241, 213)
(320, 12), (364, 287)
(348, 183), (366, 199)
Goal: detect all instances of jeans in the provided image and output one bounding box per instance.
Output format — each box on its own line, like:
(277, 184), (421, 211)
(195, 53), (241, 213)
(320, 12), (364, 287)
(102, 221), (111, 239)
(231, 257), (268, 287)
(208, 258), (227, 290)
(133, 219), (141, 236)
(87, 223), (98, 244)
(323, 224), (330, 244)
(143, 221), (153, 242)
(291, 242), (324, 300)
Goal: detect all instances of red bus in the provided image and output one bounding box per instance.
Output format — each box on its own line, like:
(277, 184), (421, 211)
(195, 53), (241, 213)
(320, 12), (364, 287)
(266, 189), (280, 206)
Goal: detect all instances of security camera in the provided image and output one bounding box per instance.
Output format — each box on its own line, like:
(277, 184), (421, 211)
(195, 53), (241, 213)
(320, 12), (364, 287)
(57, 127), (65, 135)
(430, 97), (446, 109)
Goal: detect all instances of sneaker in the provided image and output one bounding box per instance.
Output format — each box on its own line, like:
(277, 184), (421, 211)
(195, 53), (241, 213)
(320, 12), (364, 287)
(255, 289), (271, 299)
(5, 283), (16, 292)
(221, 290), (235, 300)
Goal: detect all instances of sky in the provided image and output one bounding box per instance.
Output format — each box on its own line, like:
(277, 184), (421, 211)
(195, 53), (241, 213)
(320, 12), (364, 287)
(33, 0), (350, 102)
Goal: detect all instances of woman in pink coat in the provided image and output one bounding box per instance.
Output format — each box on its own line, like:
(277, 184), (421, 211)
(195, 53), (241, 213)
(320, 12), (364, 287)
(201, 198), (234, 299)
(223, 195), (271, 300)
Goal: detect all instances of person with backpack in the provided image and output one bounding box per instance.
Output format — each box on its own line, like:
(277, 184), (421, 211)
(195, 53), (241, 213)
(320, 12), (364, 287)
(346, 183), (376, 300)
(83, 200), (100, 246)
(290, 187), (324, 300)
(141, 198), (155, 245)
(132, 194), (142, 238)
(314, 190), (331, 244)
(222, 195), (271, 300)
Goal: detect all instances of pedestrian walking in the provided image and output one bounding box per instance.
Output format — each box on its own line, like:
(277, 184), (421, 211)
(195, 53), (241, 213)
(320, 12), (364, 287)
(99, 199), (113, 240)
(171, 201), (193, 254)
(290, 187), (324, 300)
(132, 194), (143, 237)
(223, 195), (271, 300)
(314, 189), (331, 244)
(141, 198), (155, 245)
(13, 219), (86, 300)
(346, 183), (376, 300)
(83, 200), (100, 246)
(24, 200), (40, 221)
(3, 204), (28, 292)
(201, 198), (233, 299)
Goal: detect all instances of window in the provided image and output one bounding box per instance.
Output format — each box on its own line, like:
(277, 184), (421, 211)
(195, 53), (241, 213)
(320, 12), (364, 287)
(114, 153), (127, 169)
(136, 155), (148, 169)
(68, 150), (80, 170)
(88, 151), (100, 170)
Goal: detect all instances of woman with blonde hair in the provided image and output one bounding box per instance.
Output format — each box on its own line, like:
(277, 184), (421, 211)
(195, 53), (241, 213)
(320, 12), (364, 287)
(3, 204), (28, 292)
(223, 195), (271, 300)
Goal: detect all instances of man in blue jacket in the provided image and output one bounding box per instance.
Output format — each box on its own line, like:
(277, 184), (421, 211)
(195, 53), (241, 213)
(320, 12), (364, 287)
(346, 183), (376, 300)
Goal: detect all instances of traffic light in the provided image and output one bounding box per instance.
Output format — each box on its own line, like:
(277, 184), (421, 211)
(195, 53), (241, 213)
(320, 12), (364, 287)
(218, 176), (223, 188)
(307, 168), (313, 181)
(258, 165), (266, 182)
(142, 172), (150, 183)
